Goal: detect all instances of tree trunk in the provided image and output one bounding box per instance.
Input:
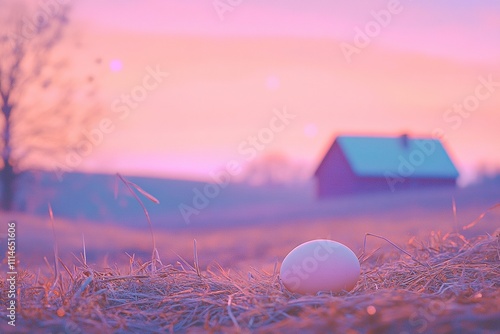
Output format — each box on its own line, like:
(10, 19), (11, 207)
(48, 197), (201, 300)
(1, 102), (15, 211)
(1, 158), (15, 211)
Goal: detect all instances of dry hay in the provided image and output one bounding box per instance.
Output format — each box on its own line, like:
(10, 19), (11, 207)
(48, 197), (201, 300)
(1, 230), (499, 333)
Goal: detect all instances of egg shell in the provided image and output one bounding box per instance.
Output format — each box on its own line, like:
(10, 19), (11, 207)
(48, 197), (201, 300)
(280, 239), (360, 294)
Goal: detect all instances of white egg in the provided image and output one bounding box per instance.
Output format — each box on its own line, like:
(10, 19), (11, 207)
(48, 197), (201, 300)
(280, 239), (360, 294)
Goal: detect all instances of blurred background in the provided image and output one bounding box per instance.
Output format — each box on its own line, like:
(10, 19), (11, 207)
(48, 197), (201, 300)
(1, 0), (499, 269)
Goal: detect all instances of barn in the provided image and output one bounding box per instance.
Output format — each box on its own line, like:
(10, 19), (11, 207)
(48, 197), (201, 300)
(314, 134), (459, 198)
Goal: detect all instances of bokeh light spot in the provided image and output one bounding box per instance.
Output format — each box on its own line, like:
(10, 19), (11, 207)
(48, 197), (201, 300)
(266, 75), (280, 90)
(304, 123), (318, 138)
(110, 59), (123, 72)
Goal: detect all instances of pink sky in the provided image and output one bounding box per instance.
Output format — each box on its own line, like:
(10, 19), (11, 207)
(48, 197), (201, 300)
(51, 0), (500, 184)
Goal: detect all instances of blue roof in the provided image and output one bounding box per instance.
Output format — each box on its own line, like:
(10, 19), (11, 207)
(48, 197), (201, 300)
(335, 135), (459, 179)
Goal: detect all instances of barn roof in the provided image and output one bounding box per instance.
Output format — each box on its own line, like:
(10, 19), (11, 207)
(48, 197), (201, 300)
(316, 135), (459, 179)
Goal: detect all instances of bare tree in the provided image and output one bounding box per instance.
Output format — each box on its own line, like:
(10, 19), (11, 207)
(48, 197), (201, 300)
(0, 1), (102, 210)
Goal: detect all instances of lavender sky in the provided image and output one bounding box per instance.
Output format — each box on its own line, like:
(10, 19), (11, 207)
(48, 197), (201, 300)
(35, 1), (500, 184)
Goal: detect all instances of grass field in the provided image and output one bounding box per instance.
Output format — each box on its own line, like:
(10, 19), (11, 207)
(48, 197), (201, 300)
(0, 227), (499, 333)
(0, 182), (499, 333)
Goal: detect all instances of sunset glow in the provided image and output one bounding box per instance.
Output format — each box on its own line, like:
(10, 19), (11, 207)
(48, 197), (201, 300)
(52, 0), (500, 184)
